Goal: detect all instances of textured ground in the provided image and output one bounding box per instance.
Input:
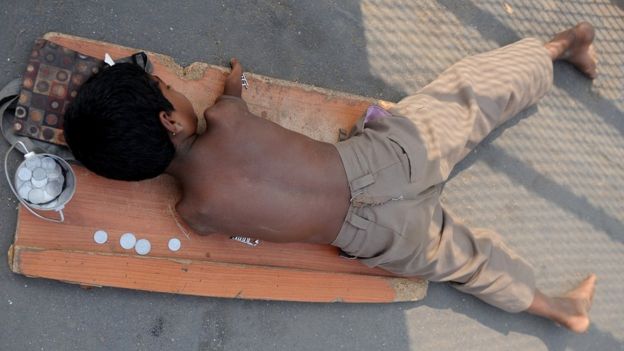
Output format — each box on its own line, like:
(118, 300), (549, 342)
(1, 1), (622, 350)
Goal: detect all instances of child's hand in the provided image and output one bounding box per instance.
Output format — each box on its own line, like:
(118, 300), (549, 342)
(223, 58), (243, 98)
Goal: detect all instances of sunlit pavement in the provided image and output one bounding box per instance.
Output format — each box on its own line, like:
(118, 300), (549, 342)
(1, 1), (622, 350)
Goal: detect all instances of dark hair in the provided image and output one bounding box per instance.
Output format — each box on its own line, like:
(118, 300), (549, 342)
(64, 63), (175, 181)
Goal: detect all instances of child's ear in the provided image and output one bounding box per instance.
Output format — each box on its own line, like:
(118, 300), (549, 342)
(159, 111), (177, 134)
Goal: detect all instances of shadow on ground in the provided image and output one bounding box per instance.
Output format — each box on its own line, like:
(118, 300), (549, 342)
(0, 1), (623, 350)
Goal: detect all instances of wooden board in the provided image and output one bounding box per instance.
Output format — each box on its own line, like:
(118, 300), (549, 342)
(8, 33), (427, 303)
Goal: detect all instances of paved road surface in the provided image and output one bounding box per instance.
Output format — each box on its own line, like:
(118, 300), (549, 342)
(1, 1), (622, 350)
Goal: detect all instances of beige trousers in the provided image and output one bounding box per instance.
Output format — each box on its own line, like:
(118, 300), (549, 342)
(332, 38), (553, 313)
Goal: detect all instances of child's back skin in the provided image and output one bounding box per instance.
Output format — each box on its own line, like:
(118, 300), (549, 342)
(167, 75), (350, 244)
(67, 23), (598, 333)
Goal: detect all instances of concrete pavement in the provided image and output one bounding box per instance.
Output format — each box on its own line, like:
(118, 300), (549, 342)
(1, 1), (622, 350)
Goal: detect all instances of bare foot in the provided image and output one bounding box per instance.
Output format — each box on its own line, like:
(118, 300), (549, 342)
(545, 22), (598, 79)
(552, 274), (597, 333)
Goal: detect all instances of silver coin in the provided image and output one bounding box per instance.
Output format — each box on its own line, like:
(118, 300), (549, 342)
(168, 238), (181, 252)
(135, 239), (151, 255)
(43, 199), (58, 209)
(25, 157), (41, 170)
(47, 171), (60, 179)
(45, 181), (62, 198)
(41, 157), (57, 170)
(17, 166), (32, 181)
(40, 190), (54, 203)
(49, 173), (64, 185)
(47, 172), (61, 182)
(42, 191), (55, 202)
(30, 175), (47, 188)
(93, 230), (108, 244)
(47, 164), (62, 179)
(28, 188), (46, 204)
(119, 233), (137, 249)
(32, 167), (46, 180)
(15, 178), (24, 190)
(18, 182), (32, 200)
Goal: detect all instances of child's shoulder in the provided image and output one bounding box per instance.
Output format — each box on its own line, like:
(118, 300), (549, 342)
(203, 95), (249, 122)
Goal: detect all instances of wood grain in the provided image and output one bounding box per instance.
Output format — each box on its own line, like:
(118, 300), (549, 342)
(13, 247), (426, 303)
(9, 33), (426, 303)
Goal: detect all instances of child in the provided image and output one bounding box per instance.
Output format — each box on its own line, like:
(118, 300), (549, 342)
(64, 22), (598, 333)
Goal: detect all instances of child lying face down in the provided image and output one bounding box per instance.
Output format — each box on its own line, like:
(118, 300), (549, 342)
(65, 57), (350, 244)
(64, 23), (598, 333)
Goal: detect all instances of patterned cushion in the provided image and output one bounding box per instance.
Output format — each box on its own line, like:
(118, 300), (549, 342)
(13, 39), (103, 145)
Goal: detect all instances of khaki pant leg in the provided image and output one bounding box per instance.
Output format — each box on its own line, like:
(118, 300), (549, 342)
(388, 38), (553, 188)
(374, 197), (536, 313)
(338, 39), (552, 312)
(429, 204), (536, 313)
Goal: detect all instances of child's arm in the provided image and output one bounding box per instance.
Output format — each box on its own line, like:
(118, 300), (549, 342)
(223, 58), (243, 98)
(173, 201), (220, 236)
(202, 58), (249, 121)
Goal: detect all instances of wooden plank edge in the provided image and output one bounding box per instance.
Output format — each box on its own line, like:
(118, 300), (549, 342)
(7, 244), (15, 272)
(41, 32), (395, 110)
(8, 205), (23, 273)
(12, 246), (427, 303)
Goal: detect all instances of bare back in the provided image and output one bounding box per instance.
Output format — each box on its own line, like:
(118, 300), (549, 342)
(175, 96), (350, 244)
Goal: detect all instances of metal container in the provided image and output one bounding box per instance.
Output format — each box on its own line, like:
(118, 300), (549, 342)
(4, 141), (76, 222)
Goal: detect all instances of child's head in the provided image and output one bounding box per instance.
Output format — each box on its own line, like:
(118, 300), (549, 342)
(64, 63), (198, 181)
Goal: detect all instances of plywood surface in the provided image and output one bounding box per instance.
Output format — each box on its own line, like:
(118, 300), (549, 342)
(9, 33), (427, 303)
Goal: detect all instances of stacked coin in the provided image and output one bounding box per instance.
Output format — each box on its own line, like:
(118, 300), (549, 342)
(15, 156), (65, 205)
